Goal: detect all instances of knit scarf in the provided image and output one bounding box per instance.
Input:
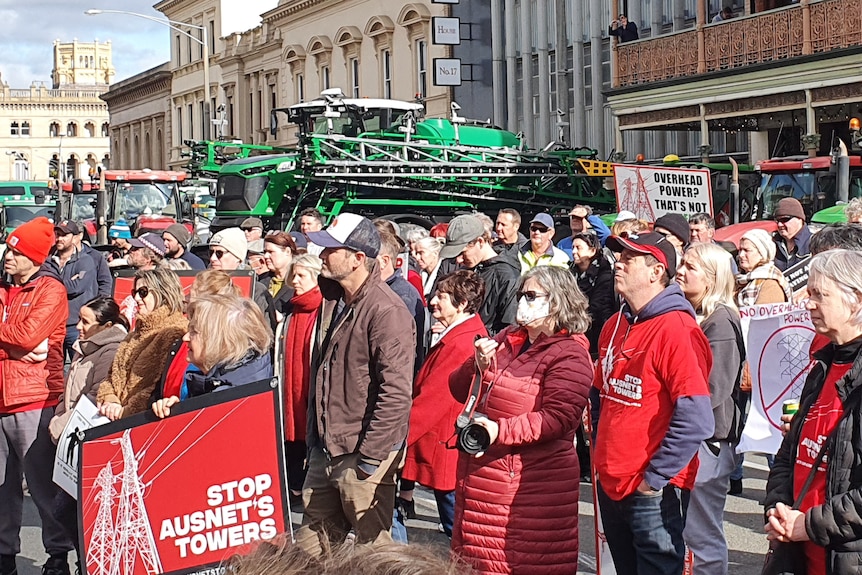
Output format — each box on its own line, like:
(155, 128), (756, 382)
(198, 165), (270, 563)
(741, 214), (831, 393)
(736, 263), (792, 306)
(283, 287), (322, 442)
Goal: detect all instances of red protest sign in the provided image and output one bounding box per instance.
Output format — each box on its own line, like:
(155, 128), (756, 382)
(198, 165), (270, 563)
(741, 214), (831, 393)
(78, 381), (286, 575)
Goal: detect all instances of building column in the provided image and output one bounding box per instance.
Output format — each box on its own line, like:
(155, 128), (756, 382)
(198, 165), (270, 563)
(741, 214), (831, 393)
(673, 0), (686, 31)
(492, 0), (506, 127)
(590, 0), (605, 154)
(505, 0), (518, 133)
(803, 88), (820, 158)
(537, 0), (551, 146)
(571, 0), (586, 146)
(520, 0), (534, 145)
(554, 0), (569, 143)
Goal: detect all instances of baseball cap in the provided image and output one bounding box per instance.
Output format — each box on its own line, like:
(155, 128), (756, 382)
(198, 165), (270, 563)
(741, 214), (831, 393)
(128, 233), (167, 257)
(241, 217), (264, 230)
(615, 210), (637, 222)
(529, 213), (555, 230)
(606, 231), (677, 277)
(289, 231), (308, 249)
(306, 213), (381, 258)
(439, 215), (485, 260)
(54, 219), (81, 235)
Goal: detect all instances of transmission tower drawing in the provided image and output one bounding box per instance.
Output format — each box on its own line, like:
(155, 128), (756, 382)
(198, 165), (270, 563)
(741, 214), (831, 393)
(778, 331), (814, 399)
(108, 430), (163, 575)
(86, 463), (117, 575)
(618, 170), (654, 221)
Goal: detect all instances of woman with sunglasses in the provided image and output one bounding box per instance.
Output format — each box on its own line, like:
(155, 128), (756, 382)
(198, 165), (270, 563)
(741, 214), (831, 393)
(451, 266), (593, 574)
(676, 243), (745, 575)
(97, 268), (187, 420)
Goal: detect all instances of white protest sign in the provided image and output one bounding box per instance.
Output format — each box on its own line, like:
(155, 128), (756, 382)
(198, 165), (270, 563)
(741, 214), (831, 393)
(613, 164), (713, 221)
(53, 396), (110, 498)
(736, 302), (815, 456)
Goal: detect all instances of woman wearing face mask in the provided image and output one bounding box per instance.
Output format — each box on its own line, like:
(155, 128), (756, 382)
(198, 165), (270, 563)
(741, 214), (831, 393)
(450, 266), (593, 574)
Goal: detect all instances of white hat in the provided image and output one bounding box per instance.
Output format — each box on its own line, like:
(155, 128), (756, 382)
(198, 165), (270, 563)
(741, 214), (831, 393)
(210, 228), (248, 261)
(615, 210), (638, 222)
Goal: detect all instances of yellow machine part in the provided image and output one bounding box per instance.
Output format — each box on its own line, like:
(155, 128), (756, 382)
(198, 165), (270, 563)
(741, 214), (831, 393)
(576, 159), (615, 177)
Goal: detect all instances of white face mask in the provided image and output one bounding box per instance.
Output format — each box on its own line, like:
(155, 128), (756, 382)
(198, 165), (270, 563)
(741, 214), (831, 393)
(516, 297), (550, 325)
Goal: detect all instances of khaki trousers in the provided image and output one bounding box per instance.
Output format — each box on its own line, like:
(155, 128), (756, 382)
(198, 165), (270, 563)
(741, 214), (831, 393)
(296, 447), (404, 554)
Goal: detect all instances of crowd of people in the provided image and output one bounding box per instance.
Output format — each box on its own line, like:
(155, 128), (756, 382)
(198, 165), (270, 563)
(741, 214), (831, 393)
(2, 196), (862, 575)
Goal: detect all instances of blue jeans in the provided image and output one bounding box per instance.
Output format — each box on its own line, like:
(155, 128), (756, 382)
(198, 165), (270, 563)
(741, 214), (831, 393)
(597, 483), (689, 575)
(434, 489), (455, 537)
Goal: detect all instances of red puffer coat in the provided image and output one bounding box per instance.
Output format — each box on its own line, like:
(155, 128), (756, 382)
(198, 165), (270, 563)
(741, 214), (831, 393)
(451, 326), (592, 575)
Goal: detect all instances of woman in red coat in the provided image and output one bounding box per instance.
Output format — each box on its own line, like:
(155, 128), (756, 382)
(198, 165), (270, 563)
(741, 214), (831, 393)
(402, 270), (488, 537)
(452, 266), (594, 575)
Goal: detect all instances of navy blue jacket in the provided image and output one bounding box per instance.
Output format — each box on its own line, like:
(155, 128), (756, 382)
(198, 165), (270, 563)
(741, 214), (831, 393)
(184, 352), (273, 398)
(385, 272), (426, 371)
(773, 225), (812, 272)
(81, 244), (113, 297)
(47, 248), (99, 327)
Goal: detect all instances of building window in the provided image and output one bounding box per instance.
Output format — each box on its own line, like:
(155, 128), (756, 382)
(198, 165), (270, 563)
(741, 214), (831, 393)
(49, 122), (59, 137)
(66, 122), (77, 137)
(84, 122), (95, 138)
(188, 35), (193, 64)
(321, 66), (330, 91)
(177, 107), (183, 143)
(10, 121), (18, 136)
(209, 21), (215, 54)
(198, 28), (204, 60)
(200, 101), (205, 137)
(101, 122), (109, 137)
(21, 121), (30, 136)
(350, 58), (360, 98)
(271, 85), (277, 112)
(415, 39), (427, 99)
(188, 103), (194, 139)
(296, 74), (304, 103)
(175, 34), (181, 65)
(382, 50), (392, 99)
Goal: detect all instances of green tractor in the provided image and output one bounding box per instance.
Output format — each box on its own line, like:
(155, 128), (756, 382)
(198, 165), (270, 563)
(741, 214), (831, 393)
(212, 89), (616, 231)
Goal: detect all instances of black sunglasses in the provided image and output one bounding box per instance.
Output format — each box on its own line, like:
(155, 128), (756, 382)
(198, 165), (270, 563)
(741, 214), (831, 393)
(131, 286), (150, 299)
(209, 248), (228, 259)
(774, 216), (795, 224)
(529, 225), (550, 233)
(516, 290), (549, 302)
(241, 227), (258, 232)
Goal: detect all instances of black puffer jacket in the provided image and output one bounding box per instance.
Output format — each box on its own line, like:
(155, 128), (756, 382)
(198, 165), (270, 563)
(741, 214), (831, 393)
(764, 337), (862, 574)
(572, 255), (617, 356)
(472, 254), (520, 336)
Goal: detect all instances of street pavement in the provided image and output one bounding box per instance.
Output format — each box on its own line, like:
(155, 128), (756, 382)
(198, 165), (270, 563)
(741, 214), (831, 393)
(20, 455), (773, 575)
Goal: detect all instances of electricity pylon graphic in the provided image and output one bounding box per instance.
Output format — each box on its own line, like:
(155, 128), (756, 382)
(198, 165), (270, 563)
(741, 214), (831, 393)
(86, 462), (117, 575)
(109, 430), (163, 575)
(620, 170), (654, 221)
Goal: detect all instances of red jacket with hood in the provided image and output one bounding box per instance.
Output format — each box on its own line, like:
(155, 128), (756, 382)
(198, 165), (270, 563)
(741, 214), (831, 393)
(451, 325), (592, 575)
(0, 267), (67, 410)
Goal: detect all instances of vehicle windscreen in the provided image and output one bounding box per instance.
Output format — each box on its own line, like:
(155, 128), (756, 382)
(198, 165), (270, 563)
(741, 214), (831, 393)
(758, 173), (818, 218)
(114, 182), (177, 221)
(5, 205), (55, 229)
(71, 194), (96, 221)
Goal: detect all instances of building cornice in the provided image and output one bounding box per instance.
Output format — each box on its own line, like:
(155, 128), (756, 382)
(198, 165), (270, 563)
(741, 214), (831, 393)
(263, 0), (340, 25)
(101, 63), (172, 107)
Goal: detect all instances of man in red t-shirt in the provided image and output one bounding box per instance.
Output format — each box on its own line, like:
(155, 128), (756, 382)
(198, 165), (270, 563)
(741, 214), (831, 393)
(0, 217), (73, 575)
(591, 231), (713, 574)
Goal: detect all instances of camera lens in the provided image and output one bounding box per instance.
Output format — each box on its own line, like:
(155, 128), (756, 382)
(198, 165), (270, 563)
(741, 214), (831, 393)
(458, 423), (491, 455)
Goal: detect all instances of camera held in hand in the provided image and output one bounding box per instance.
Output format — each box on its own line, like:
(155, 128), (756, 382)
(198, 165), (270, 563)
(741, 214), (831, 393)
(455, 412), (491, 455)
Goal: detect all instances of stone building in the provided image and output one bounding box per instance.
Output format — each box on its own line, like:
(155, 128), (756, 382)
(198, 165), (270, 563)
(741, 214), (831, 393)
(0, 40), (113, 181)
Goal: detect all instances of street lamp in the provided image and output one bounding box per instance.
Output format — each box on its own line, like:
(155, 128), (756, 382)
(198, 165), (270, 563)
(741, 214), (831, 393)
(85, 8), (212, 141)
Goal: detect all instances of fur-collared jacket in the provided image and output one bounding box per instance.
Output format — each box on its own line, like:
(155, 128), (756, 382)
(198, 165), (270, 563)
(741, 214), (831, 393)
(97, 306), (187, 418)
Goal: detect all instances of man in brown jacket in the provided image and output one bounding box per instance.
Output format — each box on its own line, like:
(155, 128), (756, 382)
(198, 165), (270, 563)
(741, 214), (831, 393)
(298, 213), (415, 553)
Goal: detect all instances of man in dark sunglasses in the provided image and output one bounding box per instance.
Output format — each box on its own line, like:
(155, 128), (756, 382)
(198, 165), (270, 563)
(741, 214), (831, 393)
(771, 197), (811, 271)
(517, 213), (570, 273)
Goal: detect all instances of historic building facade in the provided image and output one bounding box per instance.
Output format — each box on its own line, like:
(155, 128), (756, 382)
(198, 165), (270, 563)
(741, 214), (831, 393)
(0, 40), (113, 181)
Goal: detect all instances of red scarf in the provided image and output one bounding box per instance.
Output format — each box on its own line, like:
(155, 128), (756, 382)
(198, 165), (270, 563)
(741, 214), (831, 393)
(283, 287), (322, 441)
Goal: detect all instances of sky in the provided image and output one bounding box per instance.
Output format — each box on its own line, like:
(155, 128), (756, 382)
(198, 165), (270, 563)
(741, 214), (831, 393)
(0, 0), (169, 88)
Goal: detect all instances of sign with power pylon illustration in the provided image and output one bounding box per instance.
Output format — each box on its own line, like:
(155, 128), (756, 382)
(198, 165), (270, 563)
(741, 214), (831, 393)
(78, 380), (287, 575)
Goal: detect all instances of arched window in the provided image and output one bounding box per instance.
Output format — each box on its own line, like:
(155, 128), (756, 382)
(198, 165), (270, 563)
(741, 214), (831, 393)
(10, 121), (18, 136)
(66, 122), (77, 137)
(49, 122), (60, 137)
(101, 122), (109, 137)
(84, 122), (95, 138)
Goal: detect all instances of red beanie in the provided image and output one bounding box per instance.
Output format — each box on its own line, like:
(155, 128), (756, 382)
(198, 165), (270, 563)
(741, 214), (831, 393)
(7, 217), (56, 265)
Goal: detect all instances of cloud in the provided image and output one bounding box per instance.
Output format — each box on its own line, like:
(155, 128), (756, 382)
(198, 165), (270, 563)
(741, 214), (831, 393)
(0, 0), (168, 88)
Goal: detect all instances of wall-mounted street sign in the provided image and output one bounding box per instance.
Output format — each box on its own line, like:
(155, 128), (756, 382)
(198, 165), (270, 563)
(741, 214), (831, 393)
(434, 58), (462, 86)
(432, 17), (461, 45)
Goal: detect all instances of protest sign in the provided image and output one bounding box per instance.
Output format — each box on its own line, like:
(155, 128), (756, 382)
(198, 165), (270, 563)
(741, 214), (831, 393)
(79, 380), (286, 575)
(613, 164), (713, 221)
(783, 255), (811, 297)
(53, 396), (110, 499)
(736, 302), (815, 455)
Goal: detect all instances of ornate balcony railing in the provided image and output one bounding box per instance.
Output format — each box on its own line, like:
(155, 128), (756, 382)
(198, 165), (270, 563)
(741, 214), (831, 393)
(615, 0), (862, 88)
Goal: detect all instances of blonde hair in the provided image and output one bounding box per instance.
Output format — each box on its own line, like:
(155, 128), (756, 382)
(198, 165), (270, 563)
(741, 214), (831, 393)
(166, 258), (192, 271)
(186, 294), (272, 373)
(684, 243), (737, 321)
(290, 253), (322, 282)
(190, 269), (241, 299)
(134, 268), (184, 314)
(611, 218), (649, 237)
